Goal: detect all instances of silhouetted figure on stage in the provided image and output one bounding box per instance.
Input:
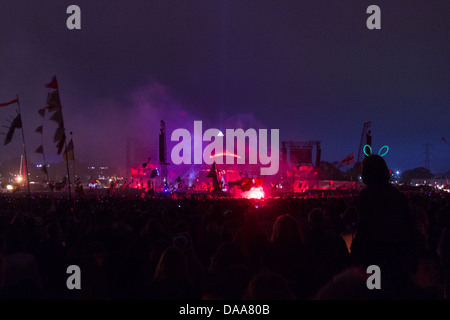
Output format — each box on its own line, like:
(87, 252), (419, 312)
(350, 155), (420, 297)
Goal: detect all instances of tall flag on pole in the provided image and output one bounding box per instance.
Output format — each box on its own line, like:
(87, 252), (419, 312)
(35, 111), (50, 180)
(44, 76), (66, 155)
(342, 153), (354, 166)
(45, 76), (59, 90)
(1, 96), (31, 194)
(4, 113), (22, 145)
(0, 97), (20, 145)
(43, 76), (72, 199)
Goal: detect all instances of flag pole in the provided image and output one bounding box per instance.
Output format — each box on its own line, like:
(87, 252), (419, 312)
(63, 132), (72, 201)
(16, 95), (31, 196)
(70, 132), (76, 186)
(51, 76), (72, 201)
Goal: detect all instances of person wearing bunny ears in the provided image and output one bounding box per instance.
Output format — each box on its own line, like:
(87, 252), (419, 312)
(350, 154), (421, 298)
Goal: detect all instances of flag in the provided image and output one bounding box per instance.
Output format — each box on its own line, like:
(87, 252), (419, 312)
(45, 76), (59, 90)
(46, 91), (61, 112)
(0, 98), (18, 107)
(342, 153), (354, 166)
(50, 109), (64, 124)
(207, 162), (220, 191)
(63, 139), (74, 161)
(35, 125), (43, 134)
(56, 136), (66, 155)
(442, 137), (448, 144)
(206, 161), (217, 178)
(4, 114), (22, 145)
(54, 126), (65, 143)
(52, 120), (66, 155)
(38, 108), (46, 117)
(45, 76), (66, 155)
(35, 145), (44, 154)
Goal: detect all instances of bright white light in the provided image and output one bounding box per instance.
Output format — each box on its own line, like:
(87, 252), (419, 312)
(396, 171), (400, 175)
(16, 176), (23, 182)
(242, 186), (265, 199)
(6, 185), (13, 190)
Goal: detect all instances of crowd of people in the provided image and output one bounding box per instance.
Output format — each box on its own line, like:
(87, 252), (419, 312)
(0, 155), (449, 300)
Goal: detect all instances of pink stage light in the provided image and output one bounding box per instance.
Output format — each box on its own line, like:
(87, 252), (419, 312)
(210, 152), (241, 159)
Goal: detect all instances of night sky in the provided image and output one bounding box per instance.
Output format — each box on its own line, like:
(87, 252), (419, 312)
(1, 0), (450, 175)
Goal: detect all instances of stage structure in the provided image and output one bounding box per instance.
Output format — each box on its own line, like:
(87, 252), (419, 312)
(280, 140), (321, 192)
(352, 121), (372, 179)
(124, 121), (169, 191)
(357, 121), (372, 165)
(281, 140), (321, 168)
(125, 137), (159, 189)
(159, 120), (169, 188)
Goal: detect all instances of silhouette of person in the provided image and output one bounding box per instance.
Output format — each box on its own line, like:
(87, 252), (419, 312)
(263, 214), (313, 299)
(243, 268), (296, 300)
(400, 248), (444, 300)
(315, 266), (385, 300)
(140, 245), (195, 300)
(303, 207), (351, 293)
(350, 155), (420, 297)
(0, 228), (45, 299)
(233, 211), (267, 273)
(201, 242), (250, 300)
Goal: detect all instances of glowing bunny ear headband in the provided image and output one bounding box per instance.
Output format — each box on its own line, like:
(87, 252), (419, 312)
(364, 145), (389, 157)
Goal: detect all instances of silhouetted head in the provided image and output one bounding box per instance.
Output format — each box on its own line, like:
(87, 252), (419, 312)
(209, 242), (244, 274)
(361, 155), (390, 186)
(154, 245), (189, 281)
(46, 222), (62, 240)
(243, 268), (296, 300)
(271, 214), (303, 245)
(308, 208), (324, 229)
